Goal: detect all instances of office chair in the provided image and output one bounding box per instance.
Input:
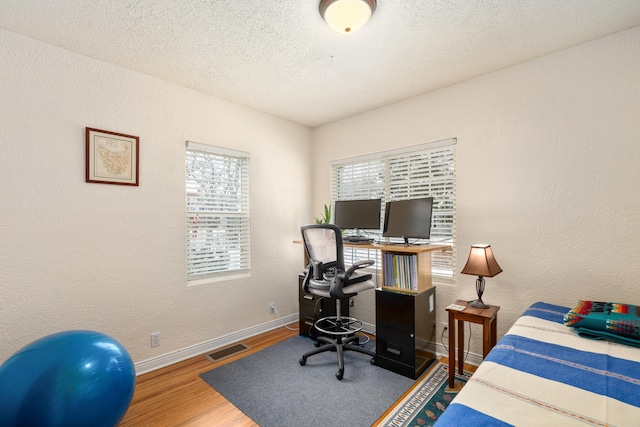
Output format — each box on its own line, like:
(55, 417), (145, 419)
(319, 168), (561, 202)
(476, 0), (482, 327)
(298, 223), (376, 380)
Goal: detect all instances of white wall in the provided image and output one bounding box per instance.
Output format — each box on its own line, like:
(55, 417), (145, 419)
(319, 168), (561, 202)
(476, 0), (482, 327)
(0, 29), (311, 367)
(2, 25), (639, 368)
(312, 27), (640, 355)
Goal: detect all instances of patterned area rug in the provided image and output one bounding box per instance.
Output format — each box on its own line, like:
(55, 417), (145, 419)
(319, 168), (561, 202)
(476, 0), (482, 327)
(378, 363), (471, 427)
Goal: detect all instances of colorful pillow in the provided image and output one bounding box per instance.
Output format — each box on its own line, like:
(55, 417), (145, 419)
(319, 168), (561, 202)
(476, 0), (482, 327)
(563, 300), (640, 347)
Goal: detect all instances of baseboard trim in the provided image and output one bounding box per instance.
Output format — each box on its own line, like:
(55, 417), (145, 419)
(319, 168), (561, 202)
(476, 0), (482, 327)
(134, 314), (298, 375)
(361, 321), (375, 335)
(135, 315), (482, 375)
(434, 342), (482, 366)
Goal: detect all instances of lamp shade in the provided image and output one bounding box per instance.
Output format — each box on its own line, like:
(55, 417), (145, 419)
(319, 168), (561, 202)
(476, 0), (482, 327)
(461, 245), (502, 278)
(319, 0), (377, 34)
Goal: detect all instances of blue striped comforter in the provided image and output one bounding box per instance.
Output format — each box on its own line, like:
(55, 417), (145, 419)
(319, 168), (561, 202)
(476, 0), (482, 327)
(434, 302), (640, 426)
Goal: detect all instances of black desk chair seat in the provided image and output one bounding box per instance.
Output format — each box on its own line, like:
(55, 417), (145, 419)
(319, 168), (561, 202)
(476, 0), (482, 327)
(298, 224), (376, 380)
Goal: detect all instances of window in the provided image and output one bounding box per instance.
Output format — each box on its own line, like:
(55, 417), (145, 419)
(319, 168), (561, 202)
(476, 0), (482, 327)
(186, 141), (250, 283)
(331, 138), (456, 284)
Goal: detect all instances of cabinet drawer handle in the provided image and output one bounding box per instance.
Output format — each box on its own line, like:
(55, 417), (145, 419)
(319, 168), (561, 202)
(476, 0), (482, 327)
(387, 342), (402, 355)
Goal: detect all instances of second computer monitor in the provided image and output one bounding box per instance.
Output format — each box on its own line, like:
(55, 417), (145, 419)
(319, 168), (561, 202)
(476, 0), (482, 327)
(383, 197), (434, 245)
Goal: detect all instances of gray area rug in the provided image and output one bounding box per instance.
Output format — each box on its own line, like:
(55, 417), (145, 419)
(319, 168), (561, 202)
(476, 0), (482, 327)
(200, 335), (415, 427)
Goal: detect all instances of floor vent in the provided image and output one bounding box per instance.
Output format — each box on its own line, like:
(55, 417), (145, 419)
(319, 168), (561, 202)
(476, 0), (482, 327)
(206, 343), (251, 363)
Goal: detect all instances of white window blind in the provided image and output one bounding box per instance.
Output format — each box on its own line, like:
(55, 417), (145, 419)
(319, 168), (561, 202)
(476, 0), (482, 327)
(186, 141), (250, 282)
(331, 138), (456, 284)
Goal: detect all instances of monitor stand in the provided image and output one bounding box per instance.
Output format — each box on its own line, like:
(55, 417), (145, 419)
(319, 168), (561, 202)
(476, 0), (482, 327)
(387, 237), (429, 246)
(402, 237), (431, 246)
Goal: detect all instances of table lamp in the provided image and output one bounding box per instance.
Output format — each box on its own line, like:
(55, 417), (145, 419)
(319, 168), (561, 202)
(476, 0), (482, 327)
(461, 244), (502, 309)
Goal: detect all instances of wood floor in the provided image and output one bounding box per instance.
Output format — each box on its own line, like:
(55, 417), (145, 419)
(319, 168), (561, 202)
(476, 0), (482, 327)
(119, 323), (468, 426)
(119, 325), (298, 426)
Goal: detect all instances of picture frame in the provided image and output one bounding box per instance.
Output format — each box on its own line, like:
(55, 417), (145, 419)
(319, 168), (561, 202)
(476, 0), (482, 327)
(86, 127), (139, 186)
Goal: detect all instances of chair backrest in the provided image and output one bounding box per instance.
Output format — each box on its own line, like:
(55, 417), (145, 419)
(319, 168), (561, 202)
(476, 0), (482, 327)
(300, 224), (345, 279)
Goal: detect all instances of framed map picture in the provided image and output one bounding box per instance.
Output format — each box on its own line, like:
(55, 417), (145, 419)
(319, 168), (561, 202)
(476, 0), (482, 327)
(86, 127), (139, 186)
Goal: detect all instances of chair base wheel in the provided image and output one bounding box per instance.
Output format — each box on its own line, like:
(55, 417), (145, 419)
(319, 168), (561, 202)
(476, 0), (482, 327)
(336, 369), (344, 380)
(299, 357), (306, 366)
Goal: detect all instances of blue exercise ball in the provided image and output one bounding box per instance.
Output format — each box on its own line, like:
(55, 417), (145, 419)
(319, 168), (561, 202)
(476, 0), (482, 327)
(0, 330), (136, 427)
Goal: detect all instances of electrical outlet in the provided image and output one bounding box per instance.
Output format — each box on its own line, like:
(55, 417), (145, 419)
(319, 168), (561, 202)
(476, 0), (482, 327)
(151, 332), (160, 348)
(269, 303), (276, 314)
(440, 322), (448, 337)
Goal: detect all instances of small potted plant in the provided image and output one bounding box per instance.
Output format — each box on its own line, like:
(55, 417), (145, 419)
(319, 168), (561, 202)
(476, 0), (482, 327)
(315, 204), (331, 224)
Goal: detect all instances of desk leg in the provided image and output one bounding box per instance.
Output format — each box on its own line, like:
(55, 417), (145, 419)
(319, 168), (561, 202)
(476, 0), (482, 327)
(447, 311), (455, 388)
(491, 316), (498, 347)
(482, 318), (491, 358)
(457, 319), (464, 374)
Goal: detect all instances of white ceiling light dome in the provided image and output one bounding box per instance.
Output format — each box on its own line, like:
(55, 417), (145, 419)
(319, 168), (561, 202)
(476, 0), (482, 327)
(319, 0), (377, 34)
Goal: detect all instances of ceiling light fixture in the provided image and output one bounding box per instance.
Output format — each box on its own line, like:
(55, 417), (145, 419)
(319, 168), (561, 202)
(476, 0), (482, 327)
(319, 0), (377, 34)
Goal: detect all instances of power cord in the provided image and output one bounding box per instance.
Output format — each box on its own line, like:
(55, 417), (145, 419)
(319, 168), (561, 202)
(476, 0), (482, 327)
(356, 332), (371, 347)
(463, 323), (472, 363)
(270, 305), (298, 331)
(440, 325), (448, 351)
(440, 322), (472, 363)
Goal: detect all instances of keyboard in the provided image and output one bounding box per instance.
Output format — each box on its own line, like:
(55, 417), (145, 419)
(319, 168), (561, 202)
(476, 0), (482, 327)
(344, 238), (374, 244)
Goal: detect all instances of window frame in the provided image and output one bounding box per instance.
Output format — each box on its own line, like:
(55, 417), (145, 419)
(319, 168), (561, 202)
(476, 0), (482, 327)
(185, 141), (250, 284)
(330, 138), (456, 284)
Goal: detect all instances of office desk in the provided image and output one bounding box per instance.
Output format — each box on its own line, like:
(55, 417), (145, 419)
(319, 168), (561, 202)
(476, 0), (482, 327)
(295, 240), (450, 292)
(295, 240), (450, 378)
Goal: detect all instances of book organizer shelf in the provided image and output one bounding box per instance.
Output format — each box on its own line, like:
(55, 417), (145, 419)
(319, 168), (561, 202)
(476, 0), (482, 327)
(376, 243), (450, 293)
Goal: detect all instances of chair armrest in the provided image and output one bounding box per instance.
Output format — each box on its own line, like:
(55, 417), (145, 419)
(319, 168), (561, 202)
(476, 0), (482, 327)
(329, 260), (374, 299)
(301, 264), (311, 293)
(341, 260), (374, 281)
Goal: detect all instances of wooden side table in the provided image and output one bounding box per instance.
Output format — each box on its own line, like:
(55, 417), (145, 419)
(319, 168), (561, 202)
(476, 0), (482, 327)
(446, 299), (500, 389)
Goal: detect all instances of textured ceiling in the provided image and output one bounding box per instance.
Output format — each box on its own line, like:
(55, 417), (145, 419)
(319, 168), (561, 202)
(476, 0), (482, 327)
(1, 0), (640, 127)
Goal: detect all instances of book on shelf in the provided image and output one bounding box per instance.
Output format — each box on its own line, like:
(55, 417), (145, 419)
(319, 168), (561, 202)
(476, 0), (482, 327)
(384, 253), (419, 291)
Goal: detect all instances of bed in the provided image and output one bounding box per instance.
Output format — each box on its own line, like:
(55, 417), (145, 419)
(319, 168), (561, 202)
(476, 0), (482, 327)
(435, 302), (640, 426)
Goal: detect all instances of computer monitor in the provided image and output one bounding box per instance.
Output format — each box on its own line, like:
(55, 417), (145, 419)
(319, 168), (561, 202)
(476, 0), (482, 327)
(334, 199), (381, 242)
(382, 197), (434, 245)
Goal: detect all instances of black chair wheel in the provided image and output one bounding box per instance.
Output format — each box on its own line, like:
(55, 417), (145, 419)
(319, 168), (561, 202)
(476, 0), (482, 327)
(336, 369), (344, 380)
(370, 357), (376, 365)
(314, 341), (321, 348)
(299, 357), (306, 366)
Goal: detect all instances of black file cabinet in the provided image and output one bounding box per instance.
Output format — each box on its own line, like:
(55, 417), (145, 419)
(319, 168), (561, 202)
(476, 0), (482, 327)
(298, 275), (349, 339)
(375, 286), (436, 379)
